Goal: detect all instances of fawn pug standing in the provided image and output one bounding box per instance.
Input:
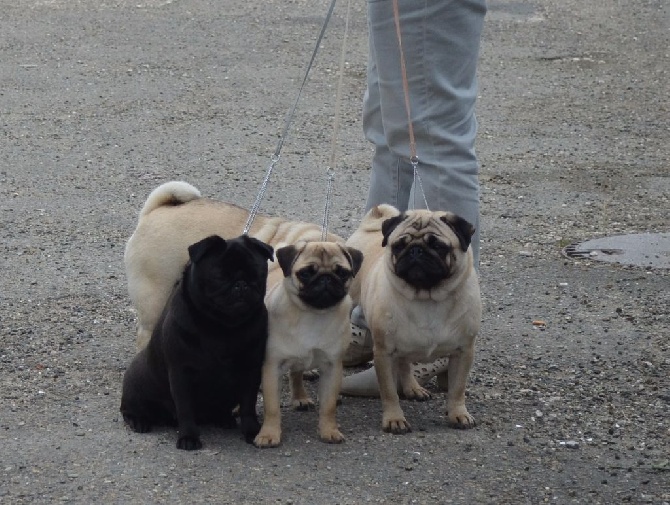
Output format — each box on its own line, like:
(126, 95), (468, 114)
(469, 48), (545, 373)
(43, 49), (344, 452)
(254, 241), (363, 448)
(346, 204), (481, 434)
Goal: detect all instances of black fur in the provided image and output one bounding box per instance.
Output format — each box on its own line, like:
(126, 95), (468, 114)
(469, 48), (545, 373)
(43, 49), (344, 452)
(276, 244), (300, 278)
(344, 246), (364, 276)
(381, 215), (407, 247)
(120, 234), (274, 450)
(440, 214), (475, 252)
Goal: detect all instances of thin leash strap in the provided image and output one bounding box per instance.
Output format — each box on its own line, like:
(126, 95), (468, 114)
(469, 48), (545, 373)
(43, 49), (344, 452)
(321, 168), (335, 241)
(244, 0), (338, 235)
(391, 0), (429, 210)
(321, 0), (352, 240)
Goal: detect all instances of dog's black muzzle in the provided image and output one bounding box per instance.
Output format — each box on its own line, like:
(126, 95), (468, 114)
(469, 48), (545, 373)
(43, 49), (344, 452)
(299, 274), (347, 310)
(231, 279), (249, 295)
(394, 245), (448, 290)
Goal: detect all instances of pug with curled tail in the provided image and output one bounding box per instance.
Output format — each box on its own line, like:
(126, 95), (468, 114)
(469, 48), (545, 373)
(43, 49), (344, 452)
(254, 241), (363, 448)
(124, 180), (344, 351)
(346, 204), (481, 434)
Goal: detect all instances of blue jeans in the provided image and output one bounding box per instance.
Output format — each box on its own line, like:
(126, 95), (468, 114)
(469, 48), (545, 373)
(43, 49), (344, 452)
(363, 0), (487, 266)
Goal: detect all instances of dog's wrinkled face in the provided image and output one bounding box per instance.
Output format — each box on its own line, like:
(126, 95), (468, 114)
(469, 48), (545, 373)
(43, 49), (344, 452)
(381, 210), (474, 291)
(276, 241), (363, 310)
(186, 235), (274, 325)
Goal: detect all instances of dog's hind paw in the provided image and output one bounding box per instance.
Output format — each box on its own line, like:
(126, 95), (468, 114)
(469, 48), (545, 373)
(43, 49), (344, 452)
(123, 414), (152, 433)
(446, 407), (476, 429)
(292, 398), (315, 411)
(402, 384), (432, 401)
(176, 434), (203, 451)
(319, 428), (345, 444)
(302, 369), (320, 382)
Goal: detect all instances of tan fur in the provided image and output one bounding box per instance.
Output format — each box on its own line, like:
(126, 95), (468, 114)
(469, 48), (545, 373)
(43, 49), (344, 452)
(124, 181), (343, 350)
(346, 204), (481, 433)
(254, 242), (356, 448)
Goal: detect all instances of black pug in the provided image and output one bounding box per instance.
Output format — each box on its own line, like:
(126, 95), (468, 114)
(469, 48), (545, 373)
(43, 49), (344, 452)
(120, 234), (274, 450)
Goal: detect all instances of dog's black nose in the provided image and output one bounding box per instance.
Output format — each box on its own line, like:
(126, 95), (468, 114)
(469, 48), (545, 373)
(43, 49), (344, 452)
(408, 245), (424, 260)
(233, 280), (248, 293)
(317, 276), (332, 288)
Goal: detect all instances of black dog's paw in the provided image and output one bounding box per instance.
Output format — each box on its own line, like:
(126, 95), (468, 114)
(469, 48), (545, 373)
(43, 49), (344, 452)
(123, 413), (152, 433)
(244, 431), (259, 444)
(176, 434), (203, 451)
(240, 417), (261, 444)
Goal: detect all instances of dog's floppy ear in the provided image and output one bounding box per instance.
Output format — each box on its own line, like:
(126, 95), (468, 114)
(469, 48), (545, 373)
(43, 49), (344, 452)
(243, 235), (275, 262)
(342, 246), (364, 277)
(188, 235), (227, 263)
(381, 214), (406, 247)
(276, 245), (300, 278)
(440, 213), (475, 252)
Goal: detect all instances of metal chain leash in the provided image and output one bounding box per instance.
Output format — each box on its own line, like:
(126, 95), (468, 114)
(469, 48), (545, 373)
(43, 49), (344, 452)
(321, 167), (335, 240)
(243, 0), (338, 235)
(321, 0), (352, 240)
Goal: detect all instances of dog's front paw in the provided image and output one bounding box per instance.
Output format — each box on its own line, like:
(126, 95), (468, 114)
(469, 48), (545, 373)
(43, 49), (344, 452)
(382, 416), (412, 435)
(123, 414), (152, 433)
(402, 384), (432, 401)
(176, 434), (203, 451)
(240, 416), (262, 444)
(446, 407), (476, 429)
(254, 428), (281, 448)
(319, 427), (345, 444)
(292, 398), (315, 411)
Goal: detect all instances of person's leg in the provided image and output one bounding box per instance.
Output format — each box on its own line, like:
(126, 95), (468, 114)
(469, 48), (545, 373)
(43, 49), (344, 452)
(362, 7), (414, 213)
(364, 0), (486, 265)
(343, 0), (487, 393)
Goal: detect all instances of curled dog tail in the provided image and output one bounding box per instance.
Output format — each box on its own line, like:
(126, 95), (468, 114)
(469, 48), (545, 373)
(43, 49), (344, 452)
(138, 181), (202, 218)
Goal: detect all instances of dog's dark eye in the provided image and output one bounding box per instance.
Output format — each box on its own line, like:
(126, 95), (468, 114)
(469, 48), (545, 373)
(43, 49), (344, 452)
(391, 240), (406, 257)
(297, 266), (316, 283)
(334, 265), (351, 281)
(427, 235), (451, 257)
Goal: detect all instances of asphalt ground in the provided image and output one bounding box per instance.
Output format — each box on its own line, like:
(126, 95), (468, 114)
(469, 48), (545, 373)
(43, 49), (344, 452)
(1, 0), (668, 503)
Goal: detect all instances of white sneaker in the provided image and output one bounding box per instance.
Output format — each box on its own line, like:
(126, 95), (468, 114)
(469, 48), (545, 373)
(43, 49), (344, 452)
(342, 322), (374, 367)
(340, 357), (450, 397)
